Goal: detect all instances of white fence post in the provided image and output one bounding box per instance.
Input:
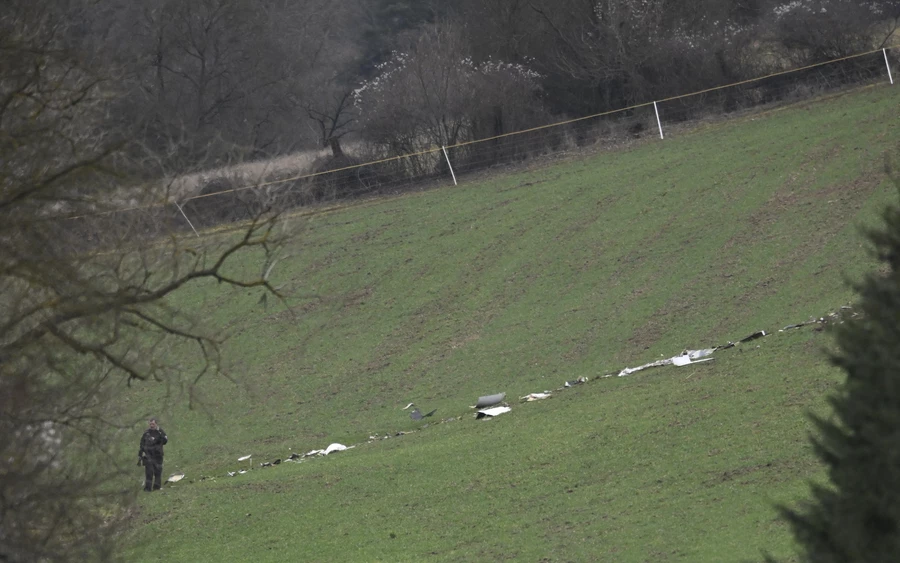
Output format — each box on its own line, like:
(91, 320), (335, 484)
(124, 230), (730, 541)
(653, 101), (665, 140)
(884, 48), (894, 85)
(441, 146), (458, 186)
(174, 201), (200, 237)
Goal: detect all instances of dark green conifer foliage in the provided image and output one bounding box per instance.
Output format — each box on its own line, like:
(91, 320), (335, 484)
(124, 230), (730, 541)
(781, 153), (900, 562)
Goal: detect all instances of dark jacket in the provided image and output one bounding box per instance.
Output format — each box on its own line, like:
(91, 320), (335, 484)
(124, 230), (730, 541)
(139, 428), (168, 461)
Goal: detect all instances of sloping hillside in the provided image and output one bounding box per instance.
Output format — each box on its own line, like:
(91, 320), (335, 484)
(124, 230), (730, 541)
(124, 84), (899, 562)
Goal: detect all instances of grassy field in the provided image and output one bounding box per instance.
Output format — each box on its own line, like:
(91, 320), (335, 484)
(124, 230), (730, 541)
(121, 83), (900, 562)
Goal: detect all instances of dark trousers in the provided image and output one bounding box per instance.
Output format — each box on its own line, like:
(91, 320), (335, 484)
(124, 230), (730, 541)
(144, 456), (163, 490)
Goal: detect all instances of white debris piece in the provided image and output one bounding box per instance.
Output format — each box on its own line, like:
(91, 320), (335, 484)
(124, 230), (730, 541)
(324, 443), (350, 455)
(520, 392), (552, 401)
(617, 358), (669, 377)
(618, 349), (715, 376)
(167, 473), (185, 483)
(674, 349), (715, 366)
(672, 355), (692, 366)
(687, 349), (715, 360)
(238, 455), (252, 461)
(304, 443), (353, 457)
(476, 406), (511, 419)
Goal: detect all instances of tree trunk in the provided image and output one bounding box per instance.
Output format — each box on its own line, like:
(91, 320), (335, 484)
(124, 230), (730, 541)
(328, 137), (344, 158)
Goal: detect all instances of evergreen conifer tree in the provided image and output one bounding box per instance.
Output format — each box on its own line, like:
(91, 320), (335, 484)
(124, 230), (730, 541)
(781, 153), (900, 562)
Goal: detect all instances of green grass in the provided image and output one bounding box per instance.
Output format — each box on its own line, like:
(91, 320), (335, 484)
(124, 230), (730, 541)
(122, 84), (899, 561)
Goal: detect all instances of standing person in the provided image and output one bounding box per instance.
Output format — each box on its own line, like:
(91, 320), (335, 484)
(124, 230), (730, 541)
(138, 417), (168, 492)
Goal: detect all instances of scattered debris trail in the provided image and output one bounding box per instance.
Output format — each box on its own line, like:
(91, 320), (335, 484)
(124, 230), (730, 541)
(182, 309), (852, 484)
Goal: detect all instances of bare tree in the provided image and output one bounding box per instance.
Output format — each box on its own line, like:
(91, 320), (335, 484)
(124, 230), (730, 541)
(446, 0), (542, 63)
(304, 88), (358, 159)
(81, 0), (322, 163)
(529, 0), (674, 111)
(771, 0), (900, 64)
(527, 0), (782, 115)
(354, 23), (546, 167)
(0, 3), (288, 560)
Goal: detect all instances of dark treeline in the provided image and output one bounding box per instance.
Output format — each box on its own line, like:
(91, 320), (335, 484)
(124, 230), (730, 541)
(10, 0), (900, 181)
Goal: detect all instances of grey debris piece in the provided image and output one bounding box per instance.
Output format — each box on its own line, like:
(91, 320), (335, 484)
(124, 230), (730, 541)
(410, 408), (437, 421)
(782, 320), (817, 331)
(739, 330), (766, 343)
(474, 393), (506, 408)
